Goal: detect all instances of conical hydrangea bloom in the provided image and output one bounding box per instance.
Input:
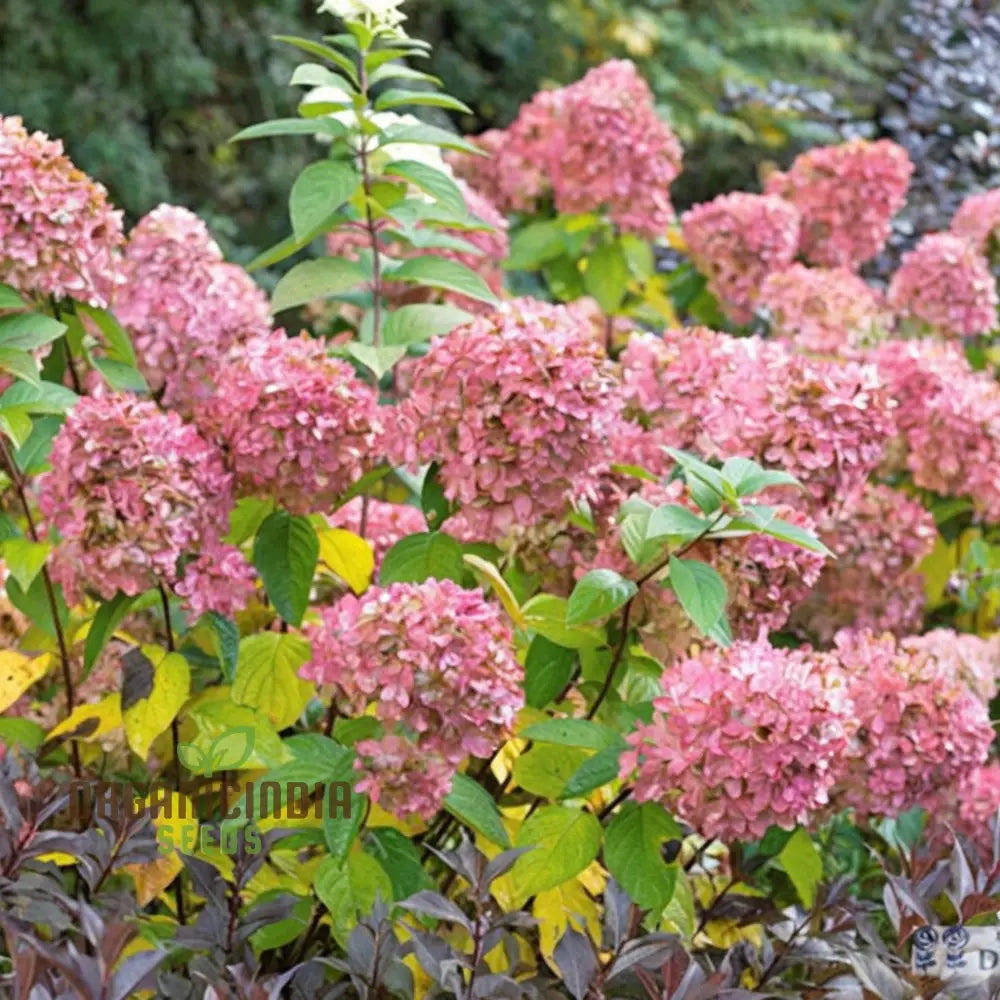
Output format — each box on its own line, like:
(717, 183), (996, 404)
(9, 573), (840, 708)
(114, 205), (271, 411)
(791, 483), (935, 643)
(301, 579), (523, 820)
(196, 329), (385, 515)
(887, 232), (997, 339)
(759, 264), (890, 354)
(875, 338), (1000, 520)
(38, 394), (254, 615)
(452, 60), (683, 238)
(833, 629), (993, 821)
(765, 138), (913, 269)
(680, 193), (800, 323)
(0, 115), (124, 307)
(622, 635), (852, 841)
(391, 298), (625, 539)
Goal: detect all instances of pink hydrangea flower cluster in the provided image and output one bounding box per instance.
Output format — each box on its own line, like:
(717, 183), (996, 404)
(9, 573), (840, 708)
(390, 298), (625, 539)
(38, 394), (254, 615)
(622, 327), (894, 508)
(680, 193), (800, 323)
(327, 181), (509, 314)
(0, 115), (124, 307)
(328, 497), (427, 568)
(622, 635), (851, 841)
(451, 60), (683, 237)
(951, 188), (1000, 255)
(875, 338), (1000, 520)
(300, 579), (523, 820)
(759, 264), (889, 354)
(196, 329), (385, 515)
(887, 232), (997, 339)
(765, 138), (913, 269)
(903, 629), (1000, 704)
(947, 762), (1000, 858)
(791, 484), (935, 643)
(115, 205), (271, 410)
(833, 629), (993, 821)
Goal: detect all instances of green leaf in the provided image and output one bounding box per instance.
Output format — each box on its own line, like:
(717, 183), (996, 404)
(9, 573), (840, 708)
(252, 511), (319, 627)
(519, 718), (625, 752)
(314, 853), (392, 947)
(0, 717), (44, 752)
(232, 633), (313, 730)
(505, 220), (566, 271)
(667, 556), (728, 642)
(383, 160), (468, 216)
(6, 572), (68, 640)
(324, 781), (367, 862)
(91, 358), (148, 393)
(13, 415), (61, 475)
(270, 258), (367, 313)
(566, 569), (637, 625)
(375, 89), (473, 114)
(583, 242), (629, 314)
(521, 593), (606, 650)
(378, 531), (464, 585)
(0, 379), (78, 415)
(742, 506), (833, 557)
(0, 349), (40, 386)
(0, 284), (27, 309)
(524, 636), (576, 709)
(345, 343), (406, 379)
(508, 806), (603, 905)
(230, 117), (349, 143)
(76, 305), (137, 365)
(289, 62), (354, 89)
(377, 121), (485, 157)
(778, 827), (823, 909)
(604, 802), (682, 911)
(444, 771), (510, 847)
(225, 497), (275, 547)
(0, 313), (66, 351)
(665, 447), (729, 511)
(2, 538), (50, 593)
(721, 456), (801, 497)
(289, 161), (359, 241)
(84, 592), (138, 673)
(646, 504), (708, 542)
(420, 462), (454, 530)
(387, 256), (498, 306)
(513, 744), (590, 798)
(207, 613), (240, 682)
(367, 827), (433, 899)
(560, 746), (623, 799)
(272, 35), (360, 84)
(368, 63), (441, 87)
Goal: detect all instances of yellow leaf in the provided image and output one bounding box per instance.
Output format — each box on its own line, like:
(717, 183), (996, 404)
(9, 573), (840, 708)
(533, 864), (605, 972)
(122, 645), (191, 760)
(231, 632), (312, 729)
(35, 851), (76, 866)
(125, 791), (198, 904)
(317, 526), (374, 595)
(462, 554), (525, 628)
(127, 853), (183, 906)
(0, 651), (52, 712)
(46, 692), (122, 744)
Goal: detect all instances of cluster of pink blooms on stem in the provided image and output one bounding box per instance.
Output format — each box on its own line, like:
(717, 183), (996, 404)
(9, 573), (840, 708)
(38, 394), (254, 616)
(940, 762), (1000, 859)
(791, 484), (935, 643)
(0, 115), (124, 308)
(328, 497), (426, 569)
(327, 181), (508, 314)
(832, 629), (993, 822)
(950, 188), (1000, 255)
(114, 205), (272, 411)
(625, 627), (995, 840)
(390, 298), (624, 539)
(887, 232), (997, 339)
(622, 635), (852, 842)
(759, 264), (889, 355)
(679, 193), (800, 323)
(903, 629), (1000, 704)
(764, 138), (913, 269)
(451, 60), (682, 238)
(301, 579), (523, 819)
(195, 329), (385, 516)
(622, 327), (894, 509)
(875, 338), (1000, 521)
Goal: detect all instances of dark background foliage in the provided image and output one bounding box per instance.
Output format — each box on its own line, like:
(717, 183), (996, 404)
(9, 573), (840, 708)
(2, 0), (996, 263)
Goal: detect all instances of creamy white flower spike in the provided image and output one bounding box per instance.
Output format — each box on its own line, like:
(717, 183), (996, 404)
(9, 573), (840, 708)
(317, 0), (407, 31)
